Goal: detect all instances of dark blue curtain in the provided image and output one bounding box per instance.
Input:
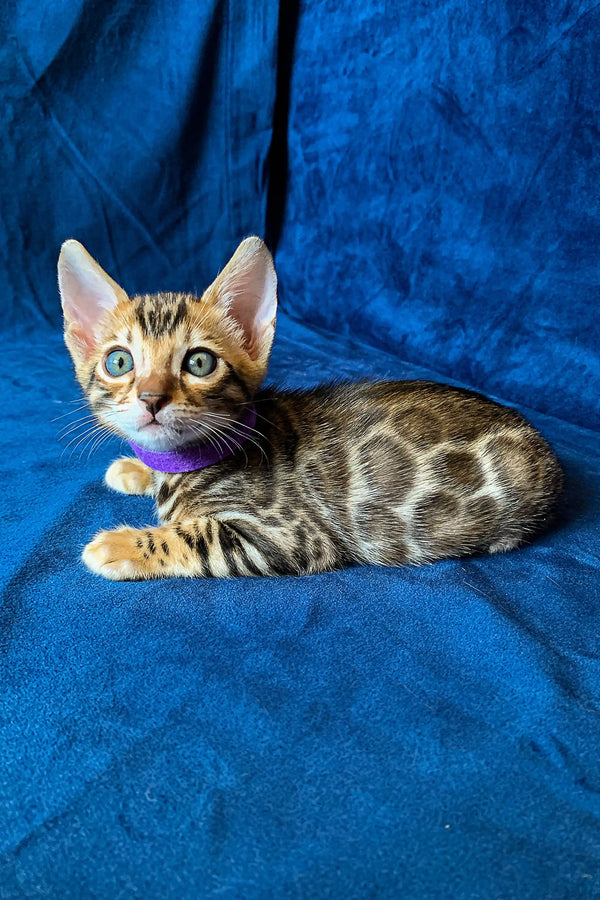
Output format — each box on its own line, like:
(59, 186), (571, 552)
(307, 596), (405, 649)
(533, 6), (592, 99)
(276, 0), (600, 430)
(0, 0), (278, 327)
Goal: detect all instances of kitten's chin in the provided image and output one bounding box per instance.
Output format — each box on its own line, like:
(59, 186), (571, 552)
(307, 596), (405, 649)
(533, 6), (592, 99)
(128, 423), (187, 452)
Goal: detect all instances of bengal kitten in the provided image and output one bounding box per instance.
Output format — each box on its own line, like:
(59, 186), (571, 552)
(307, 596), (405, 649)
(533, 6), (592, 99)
(58, 237), (563, 580)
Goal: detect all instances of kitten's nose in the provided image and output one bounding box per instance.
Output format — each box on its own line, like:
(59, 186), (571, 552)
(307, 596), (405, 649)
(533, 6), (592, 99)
(139, 392), (170, 418)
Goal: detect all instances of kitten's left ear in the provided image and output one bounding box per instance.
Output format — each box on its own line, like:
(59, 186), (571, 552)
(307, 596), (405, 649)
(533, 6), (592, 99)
(58, 240), (128, 357)
(212, 236), (277, 362)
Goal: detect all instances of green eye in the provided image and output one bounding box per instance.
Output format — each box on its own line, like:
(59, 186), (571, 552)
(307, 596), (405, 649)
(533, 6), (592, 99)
(183, 349), (217, 377)
(105, 349), (134, 377)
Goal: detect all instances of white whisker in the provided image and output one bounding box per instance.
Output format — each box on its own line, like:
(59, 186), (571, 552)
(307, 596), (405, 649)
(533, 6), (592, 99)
(51, 402), (91, 422)
(57, 416), (102, 440)
(61, 424), (107, 460)
(87, 430), (113, 460)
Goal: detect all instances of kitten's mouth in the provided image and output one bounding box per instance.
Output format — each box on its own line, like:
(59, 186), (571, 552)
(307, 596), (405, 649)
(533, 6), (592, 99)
(129, 408), (236, 453)
(139, 420), (182, 448)
(138, 421), (167, 442)
(131, 415), (201, 452)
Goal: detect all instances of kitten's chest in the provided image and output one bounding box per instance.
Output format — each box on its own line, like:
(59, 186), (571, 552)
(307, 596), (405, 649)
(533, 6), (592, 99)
(154, 471), (192, 522)
(152, 467), (250, 523)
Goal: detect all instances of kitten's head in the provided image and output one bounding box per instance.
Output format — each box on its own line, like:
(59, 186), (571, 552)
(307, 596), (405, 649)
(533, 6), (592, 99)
(58, 237), (277, 451)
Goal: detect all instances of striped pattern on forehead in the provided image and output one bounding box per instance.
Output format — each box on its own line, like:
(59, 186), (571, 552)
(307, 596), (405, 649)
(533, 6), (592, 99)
(134, 293), (190, 338)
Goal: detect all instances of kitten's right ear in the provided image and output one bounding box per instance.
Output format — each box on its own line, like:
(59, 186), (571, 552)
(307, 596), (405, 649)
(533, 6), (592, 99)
(58, 240), (128, 357)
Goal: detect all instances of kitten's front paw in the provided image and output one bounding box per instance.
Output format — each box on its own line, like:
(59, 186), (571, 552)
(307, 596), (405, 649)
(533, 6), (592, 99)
(105, 457), (153, 496)
(82, 527), (147, 580)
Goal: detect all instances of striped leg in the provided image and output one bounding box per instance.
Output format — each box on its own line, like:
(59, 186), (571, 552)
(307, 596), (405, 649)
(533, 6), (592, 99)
(81, 518), (277, 580)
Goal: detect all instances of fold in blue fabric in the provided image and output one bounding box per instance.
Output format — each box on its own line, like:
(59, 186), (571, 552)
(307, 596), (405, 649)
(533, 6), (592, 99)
(1, 0), (600, 898)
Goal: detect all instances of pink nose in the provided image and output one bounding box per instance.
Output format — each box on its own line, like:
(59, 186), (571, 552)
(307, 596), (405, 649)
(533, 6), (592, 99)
(139, 392), (170, 417)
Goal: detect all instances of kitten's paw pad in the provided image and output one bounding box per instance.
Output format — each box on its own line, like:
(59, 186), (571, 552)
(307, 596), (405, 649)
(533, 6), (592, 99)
(82, 528), (145, 580)
(105, 458), (153, 496)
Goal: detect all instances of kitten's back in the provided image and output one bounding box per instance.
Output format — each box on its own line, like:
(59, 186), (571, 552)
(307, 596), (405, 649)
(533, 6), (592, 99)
(261, 380), (563, 565)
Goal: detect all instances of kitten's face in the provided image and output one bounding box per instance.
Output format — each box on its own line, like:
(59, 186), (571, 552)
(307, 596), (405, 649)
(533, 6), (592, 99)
(59, 238), (277, 451)
(75, 292), (264, 452)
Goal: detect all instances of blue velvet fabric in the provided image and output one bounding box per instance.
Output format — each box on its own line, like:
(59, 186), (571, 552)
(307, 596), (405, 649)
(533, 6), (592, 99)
(0, 0), (277, 326)
(276, 0), (600, 431)
(2, 318), (600, 897)
(2, 0), (600, 897)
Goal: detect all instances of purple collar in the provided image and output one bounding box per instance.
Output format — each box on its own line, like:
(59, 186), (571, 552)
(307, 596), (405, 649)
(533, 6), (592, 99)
(128, 406), (257, 473)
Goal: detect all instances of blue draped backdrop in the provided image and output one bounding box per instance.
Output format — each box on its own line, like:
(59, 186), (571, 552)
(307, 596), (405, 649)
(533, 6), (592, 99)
(1, 1), (599, 897)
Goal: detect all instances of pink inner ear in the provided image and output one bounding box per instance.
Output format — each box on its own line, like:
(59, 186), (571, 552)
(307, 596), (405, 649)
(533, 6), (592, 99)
(60, 264), (113, 333)
(58, 240), (127, 342)
(218, 238), (278, 360)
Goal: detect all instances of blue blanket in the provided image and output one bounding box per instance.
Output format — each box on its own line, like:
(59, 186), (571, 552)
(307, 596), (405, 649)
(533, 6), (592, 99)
(2, 1), (599, 897)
